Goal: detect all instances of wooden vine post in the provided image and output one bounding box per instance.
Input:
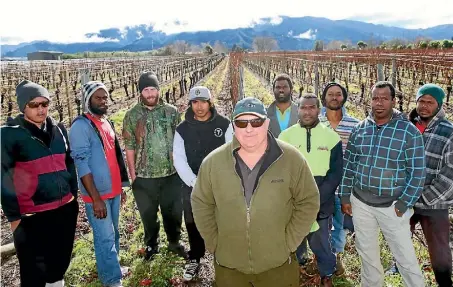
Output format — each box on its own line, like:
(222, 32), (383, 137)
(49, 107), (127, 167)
(64, 70), (73, 123)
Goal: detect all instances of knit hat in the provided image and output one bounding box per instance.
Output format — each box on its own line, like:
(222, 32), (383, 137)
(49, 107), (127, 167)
(16, 80), (51, 112)
(416, 84), (445, 106)
(321, 82), (348, 106)
(138, 71), (160, 93)
(82, 81), (109, 114)
(189, 86), (211, 101)
(232, 97), (267, 120)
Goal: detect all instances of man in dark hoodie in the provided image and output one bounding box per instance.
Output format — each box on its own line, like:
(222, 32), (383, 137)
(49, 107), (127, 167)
(279, 94), (343, 287)
(340, 81), (426, 286)
(173, 86), (233, 281)
(1, 80), (79, 287)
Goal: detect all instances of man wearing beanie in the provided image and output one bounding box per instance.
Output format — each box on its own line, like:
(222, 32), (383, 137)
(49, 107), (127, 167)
(1, 80), (79, 287)
(407, 83), (453, 286)
(69, 80), (130, 287)
(122, 71), (186, 261)
(318, 82), (360, 276)
(173, 86), (233, 281)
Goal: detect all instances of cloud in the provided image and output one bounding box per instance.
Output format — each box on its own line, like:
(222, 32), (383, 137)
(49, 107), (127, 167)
(1, 36), (25, 45)
(293, 29), (317, 40)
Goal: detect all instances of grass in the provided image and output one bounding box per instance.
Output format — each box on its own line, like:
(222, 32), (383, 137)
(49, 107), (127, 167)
(243, 67), (274, 106)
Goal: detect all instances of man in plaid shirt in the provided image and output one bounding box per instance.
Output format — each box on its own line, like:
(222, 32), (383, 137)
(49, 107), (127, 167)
(340, 81), (426, 287)
(409, 84), (453, 287)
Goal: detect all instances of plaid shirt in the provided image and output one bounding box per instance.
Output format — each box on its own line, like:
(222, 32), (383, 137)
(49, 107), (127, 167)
(319, 107), (360, 195)
(340, 110), (426, 213)
(410, 108), (453, 209)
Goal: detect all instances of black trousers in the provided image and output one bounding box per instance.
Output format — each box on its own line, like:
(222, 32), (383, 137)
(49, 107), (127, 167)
(182, 184), (206, 261)
(132, 174), (183, 248)
(411, 208), (452, 287)
(13, 199), (79, 287)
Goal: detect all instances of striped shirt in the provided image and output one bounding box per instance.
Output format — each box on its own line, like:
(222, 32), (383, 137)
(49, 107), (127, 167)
(320, 107), (360, 195)
(319, 107), (360, 154)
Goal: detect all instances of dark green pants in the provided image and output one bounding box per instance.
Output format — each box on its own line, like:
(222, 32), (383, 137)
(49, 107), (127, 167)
(132, 174), (183, 247)
(214, 254), (299, 287)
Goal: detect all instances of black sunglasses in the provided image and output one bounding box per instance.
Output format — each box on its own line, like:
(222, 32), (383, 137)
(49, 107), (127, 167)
(234, 118), (265, 128)
(27, 101), (50, 108)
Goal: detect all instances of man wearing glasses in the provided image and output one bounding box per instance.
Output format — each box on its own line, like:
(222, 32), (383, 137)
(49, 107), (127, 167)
(191, 97), (320, 286)
(1, 80), (79, 287)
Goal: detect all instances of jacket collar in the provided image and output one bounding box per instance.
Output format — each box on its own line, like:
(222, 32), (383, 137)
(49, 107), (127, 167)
(409, 108), (446, 130)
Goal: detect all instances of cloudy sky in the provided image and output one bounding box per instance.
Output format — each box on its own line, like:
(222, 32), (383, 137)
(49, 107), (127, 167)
(1, 0), (452, 44)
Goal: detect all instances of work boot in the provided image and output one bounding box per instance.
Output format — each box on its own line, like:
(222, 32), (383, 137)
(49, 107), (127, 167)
(144, 246), (159, 261)
(321, 275), (334, 287)
(335, 253), (345, 276)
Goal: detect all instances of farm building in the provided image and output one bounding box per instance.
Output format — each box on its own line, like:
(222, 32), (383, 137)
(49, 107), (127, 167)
(27, 51), (64, 61)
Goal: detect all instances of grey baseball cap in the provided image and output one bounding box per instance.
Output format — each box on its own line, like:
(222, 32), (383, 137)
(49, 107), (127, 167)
(189, 86), (211, 101)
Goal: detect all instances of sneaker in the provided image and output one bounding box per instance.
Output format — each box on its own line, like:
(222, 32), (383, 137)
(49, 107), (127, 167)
(334, 253), (345, 277)
(45, 280), (64, 287)
(144, 246), (159, 261)
(385, 262), (399, 275)
(168, 243), (188, 259)
(321, 275), (334, 287)
(120, 266), (130, 277)
(183, 259), (200, 281)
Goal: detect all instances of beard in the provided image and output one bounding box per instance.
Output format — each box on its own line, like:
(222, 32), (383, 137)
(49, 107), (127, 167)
(142, 95), (159, 107)
(275, 93), (291, 103)
(90, 104), (107, 116)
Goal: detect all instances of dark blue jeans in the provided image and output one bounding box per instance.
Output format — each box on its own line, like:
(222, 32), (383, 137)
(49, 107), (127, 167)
(296, 216), (336, 277)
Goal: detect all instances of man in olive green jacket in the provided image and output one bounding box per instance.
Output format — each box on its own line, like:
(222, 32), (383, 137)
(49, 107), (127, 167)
(191, 97), (320, 287)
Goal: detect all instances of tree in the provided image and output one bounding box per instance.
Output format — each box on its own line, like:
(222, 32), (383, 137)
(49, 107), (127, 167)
(442, 39), (453, 49)
(419, 41), (429, 49)
(204, 44), (213, 55)
(252, 36), (279, 52)
(340, 44), (348, 50)
(357, 41), (368, 50)
(172, 40), (190, 54)
(231, 44), (244, 52)
(429, 40), (441, 49)
(314, 40), (324, 51)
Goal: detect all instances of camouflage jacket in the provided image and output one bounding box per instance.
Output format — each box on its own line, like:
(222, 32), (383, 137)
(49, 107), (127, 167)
(122, 100), (181, 179)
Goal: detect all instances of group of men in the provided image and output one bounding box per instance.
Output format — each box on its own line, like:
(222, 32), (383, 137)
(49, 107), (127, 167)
(1, 70), (452, 287)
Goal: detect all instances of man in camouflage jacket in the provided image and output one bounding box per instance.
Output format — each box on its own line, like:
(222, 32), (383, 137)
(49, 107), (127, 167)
(123, 71), (186, 260)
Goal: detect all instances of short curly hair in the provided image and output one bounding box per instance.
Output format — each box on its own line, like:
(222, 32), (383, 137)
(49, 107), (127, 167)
(272, 74), (293, 90)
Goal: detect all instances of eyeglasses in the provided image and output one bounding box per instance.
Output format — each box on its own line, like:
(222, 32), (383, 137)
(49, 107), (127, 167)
(27, 101), (50, 108)
(234, 118), (265, 128)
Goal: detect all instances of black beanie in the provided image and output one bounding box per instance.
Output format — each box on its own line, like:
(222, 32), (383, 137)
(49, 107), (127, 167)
(16, 80), (51, 112)
(138, 71), (160, 93)
(321, 82), (348, 106)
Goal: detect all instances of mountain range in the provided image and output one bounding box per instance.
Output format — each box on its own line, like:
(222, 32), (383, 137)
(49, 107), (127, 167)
(2, 16), (452, 57)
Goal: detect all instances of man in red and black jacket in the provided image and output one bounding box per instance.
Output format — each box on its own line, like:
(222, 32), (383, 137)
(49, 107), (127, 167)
(1, 80), (79, 287)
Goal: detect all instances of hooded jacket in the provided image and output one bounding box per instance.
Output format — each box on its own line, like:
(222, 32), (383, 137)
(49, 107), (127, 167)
(69, 114), (130, 202)
(173, 106), (233, 187)
(340, 109), (426, 213)
(1, 115), (78, 222)
(409, 108), (453, 210)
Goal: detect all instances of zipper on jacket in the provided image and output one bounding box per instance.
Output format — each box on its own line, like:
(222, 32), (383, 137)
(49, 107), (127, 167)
(234, 151), (284, 274)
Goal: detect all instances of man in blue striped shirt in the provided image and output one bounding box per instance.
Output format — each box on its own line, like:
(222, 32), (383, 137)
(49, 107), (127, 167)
(340, 81), (426, 287)
(319, 82), (360, 276)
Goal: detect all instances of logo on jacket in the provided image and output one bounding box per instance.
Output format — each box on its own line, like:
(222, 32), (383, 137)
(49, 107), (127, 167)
(214, 128), (223, 137)
(271, 178), (284, 183)
(318, 146), (329, 151)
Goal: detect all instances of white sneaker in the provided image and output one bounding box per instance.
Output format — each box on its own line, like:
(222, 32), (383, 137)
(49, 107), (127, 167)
(45, 280), (64, 287)
(183, 259), (200, 281)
